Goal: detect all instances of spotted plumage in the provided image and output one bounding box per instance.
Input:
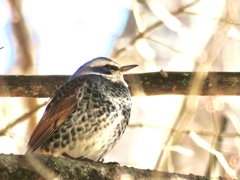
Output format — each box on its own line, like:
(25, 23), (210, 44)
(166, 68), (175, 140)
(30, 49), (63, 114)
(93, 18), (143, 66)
(26, 57), (137, 161)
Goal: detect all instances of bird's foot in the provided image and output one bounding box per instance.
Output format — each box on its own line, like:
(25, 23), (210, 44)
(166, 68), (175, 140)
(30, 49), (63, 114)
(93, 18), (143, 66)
(104, 161), (120, 166)
(62, 153), (93, 163)
(99, 158), (104, 163)
(97, 158), (119, 166)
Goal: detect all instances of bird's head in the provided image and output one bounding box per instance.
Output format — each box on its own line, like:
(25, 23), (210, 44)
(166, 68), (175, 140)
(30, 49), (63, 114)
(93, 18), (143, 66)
(69, 57), (138, 81)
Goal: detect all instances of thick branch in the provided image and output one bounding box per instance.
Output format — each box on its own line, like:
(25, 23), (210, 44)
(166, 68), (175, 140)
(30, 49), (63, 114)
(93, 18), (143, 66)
(0, 154), (223, 179)
(0, 72), (240, 97)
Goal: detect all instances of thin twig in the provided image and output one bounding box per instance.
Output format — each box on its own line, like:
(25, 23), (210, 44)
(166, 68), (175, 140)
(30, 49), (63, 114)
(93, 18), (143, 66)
(190, 132), (236, 178)
(128, 123), (240, 138)
(112, 0), (201, 58)
(0, 101), (48, 136)
(183, 11), (240, 25)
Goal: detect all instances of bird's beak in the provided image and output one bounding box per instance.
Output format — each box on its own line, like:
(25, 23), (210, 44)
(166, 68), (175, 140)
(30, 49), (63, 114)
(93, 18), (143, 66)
(120, 64), (138, 72)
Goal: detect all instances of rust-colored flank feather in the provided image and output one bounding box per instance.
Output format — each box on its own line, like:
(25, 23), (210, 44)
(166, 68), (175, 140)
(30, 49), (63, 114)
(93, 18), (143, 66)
(26, 80), (81, 153)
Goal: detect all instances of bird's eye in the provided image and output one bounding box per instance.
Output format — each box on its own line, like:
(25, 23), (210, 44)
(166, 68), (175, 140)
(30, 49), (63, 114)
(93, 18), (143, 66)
(105, 65), (112, 69)
(105, 65), (119, 71)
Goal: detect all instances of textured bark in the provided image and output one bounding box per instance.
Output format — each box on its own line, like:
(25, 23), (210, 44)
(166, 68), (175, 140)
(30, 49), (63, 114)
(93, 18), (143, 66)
(0, 72), (240, 97)
(0, 154), (226, 180)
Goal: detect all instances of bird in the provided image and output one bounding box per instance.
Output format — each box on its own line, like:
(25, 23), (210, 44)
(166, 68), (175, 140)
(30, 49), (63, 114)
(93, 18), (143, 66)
(25, 57), (138, 161)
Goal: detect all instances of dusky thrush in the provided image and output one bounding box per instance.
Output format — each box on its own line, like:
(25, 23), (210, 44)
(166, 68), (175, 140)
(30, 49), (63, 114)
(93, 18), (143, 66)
(25, 57), (137, 161)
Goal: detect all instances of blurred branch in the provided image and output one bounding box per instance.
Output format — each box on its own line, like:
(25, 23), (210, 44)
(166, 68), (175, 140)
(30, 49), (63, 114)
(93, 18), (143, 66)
(1, 72), (240, 97)
(0, 101), (47, 137)
(9, 0), (34, 72)
(190, 132), (235, 178)
(0, 154), (225, 180)
(128, 123), (240, 138)
(132, 0), (144, 33)
(155, 0), (235, 169)
(8, 0), (38, 136)
(112, 0), (201, 58)
(183, 11), (240, 25)
(146, 35), (203, 65)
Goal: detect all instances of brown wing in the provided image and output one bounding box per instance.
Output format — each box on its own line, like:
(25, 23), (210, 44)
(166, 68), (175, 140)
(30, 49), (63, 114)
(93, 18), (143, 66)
(26, 79), (84, 153)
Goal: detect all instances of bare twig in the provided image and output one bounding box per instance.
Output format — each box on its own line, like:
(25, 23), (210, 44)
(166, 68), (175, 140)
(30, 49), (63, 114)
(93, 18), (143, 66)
(190, 132), (236, 178)
(112, 0), (201, 58)
(183, 11), (240, 25)
(0, 101), (48, 137)
(8, 0), (38, 138)
(128, 123), (240, 138)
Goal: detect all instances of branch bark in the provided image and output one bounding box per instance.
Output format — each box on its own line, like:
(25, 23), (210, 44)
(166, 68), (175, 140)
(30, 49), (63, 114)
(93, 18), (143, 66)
(0, 154), (225, 180)
(0, 72), (240, 97)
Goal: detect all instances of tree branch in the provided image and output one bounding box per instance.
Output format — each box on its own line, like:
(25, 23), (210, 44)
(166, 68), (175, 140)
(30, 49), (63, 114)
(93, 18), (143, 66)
(0, 72), (240, 97)
(0, 154), (224, 179)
